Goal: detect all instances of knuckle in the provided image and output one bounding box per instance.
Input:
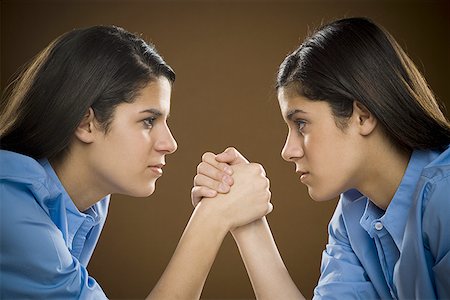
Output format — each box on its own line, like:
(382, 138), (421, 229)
(193, 174), (201, 185)
(252, 163), (265, 174)
(248, 163), (259, 172)
(190, 186), (198, 197)
(197, 162), (210, 175)
(202, 152), (213, 161)
(225, 147), (238, 157)
(226, 146), (237, 153)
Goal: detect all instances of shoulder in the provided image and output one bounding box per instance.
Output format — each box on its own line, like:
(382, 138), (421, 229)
(414, 147), (450, 261)
(421, 145), (450, 179)
(0, 150), (49, 183)
(419, 170), (449, 239)
(418, 146), (450, 210)
(0, 150), (60, 215)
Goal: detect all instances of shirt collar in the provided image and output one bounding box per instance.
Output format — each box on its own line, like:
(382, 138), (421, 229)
(39, 159), (103, 240)
(375, 149), (439, 249)
(40, 159), (83, 212)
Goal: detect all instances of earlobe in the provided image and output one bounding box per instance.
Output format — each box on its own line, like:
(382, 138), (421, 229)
(74, 107), (96, 143)
(353, 101), (377, 136)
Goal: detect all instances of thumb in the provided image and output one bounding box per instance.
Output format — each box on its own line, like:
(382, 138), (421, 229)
(215, 147), (249, 165)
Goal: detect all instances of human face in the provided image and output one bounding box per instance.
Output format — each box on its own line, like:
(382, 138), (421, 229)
(278, 88), (363, 201)
(89, 77), (177, 197)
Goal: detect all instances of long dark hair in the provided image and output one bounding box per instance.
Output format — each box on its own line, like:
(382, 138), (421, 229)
(277, 17), (450, 151)
(0, 25), (175, 159)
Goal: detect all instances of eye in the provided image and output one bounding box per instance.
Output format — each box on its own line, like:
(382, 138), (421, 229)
(142, 117), (156, 129)
(295, 119), (307, 133)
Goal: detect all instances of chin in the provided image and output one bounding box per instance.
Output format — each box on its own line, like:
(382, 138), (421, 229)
(128, 183), (156, 198)
(307, 187), (339, 202)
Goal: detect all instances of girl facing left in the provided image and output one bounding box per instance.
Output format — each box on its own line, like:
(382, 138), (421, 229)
(0, 25), (273, 299)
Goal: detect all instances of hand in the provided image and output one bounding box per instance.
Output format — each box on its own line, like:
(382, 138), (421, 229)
(195, 162), (273, 231)
(191, 147), (249, 207)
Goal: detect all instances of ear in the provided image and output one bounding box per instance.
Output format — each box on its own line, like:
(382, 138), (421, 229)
(353, 101), (377, 136)
(74, 107), (97, 143)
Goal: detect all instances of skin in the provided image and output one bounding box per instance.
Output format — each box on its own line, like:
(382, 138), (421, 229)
(51, 77), (273, 299)
(192, 88), (411, 298)
(52, 77), (177, 211)
(278, 88), (410, 209)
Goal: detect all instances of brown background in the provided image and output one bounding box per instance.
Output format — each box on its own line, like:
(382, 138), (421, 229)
(1, 1), (449, 299)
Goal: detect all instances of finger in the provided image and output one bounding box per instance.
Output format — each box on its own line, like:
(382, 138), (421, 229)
(215, 147), (249, 165)
(194, 174), (231, 193)
(197, 162), (234, 186)
(191, 186), (217, 207)
(202, 152), (233, 175)
(250, 162), (267, 177)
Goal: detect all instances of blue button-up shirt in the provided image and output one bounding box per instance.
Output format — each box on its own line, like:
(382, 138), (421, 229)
(0, 150), (109, 298)
(314, 147), (450, 299)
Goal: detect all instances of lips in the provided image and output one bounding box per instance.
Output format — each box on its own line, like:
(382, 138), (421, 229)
(295, 168), (308, 175)
(295, 168), (309, 182)
(148, 163), (165, 175)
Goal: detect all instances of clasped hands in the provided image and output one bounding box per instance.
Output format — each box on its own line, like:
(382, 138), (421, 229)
(191, 147), (273, 232)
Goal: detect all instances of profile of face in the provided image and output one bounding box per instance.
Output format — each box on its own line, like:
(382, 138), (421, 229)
(278, 87), (366, 202)
(87, 77), (177, 198)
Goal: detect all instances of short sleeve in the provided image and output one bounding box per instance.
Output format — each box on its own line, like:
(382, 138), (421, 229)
(313, 199), (379, 300)
(0, 180), (108, 299)
(422, 175), (450, 299)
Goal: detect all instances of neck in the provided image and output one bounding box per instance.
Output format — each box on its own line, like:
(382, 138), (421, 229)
(50, 152), (107, 212)
(356, 143), (411, 211)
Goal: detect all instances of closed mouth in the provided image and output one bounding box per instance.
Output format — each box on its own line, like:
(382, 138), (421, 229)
(148, 164), (165, 175)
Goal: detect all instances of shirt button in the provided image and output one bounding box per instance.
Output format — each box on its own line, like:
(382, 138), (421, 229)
(374, 222), (384, 231)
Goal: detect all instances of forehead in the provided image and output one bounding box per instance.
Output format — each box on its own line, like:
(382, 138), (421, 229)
(277, 87), (332, 119)
(125, 77), (172, 113)
(277, 87), (310, 112)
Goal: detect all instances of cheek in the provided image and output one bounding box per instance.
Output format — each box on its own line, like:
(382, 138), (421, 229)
(304, 133), (355, 197)
(116, 129), (153, 155)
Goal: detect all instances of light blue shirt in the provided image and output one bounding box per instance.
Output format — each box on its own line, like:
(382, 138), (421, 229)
(314, 147), (450, 299)
(0, 150), (109, 299)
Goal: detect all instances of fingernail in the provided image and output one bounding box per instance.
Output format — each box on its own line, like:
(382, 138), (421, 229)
(222, 175), (233, 185)
(219, 183), (229, 193)
(224, 166), (233, 175)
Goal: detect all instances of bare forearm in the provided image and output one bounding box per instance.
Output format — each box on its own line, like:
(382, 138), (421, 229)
(232, 218), (305, 300)
(147, 204), (228, 300)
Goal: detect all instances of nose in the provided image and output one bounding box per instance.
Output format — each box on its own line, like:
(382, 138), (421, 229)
(155, 123), (178, 154)
(281, 129), (304, 162)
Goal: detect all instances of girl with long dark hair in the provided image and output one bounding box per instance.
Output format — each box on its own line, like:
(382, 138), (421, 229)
(0, 25), (273, 299)
(194, 17), (450, 299)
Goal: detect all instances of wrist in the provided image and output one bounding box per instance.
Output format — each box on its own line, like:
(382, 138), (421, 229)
(191, 199), (231, 238)
(231, 217), (267, 240)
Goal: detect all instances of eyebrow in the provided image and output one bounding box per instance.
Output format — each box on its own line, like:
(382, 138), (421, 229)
(140, 109), (163, 117)
(286, 109), (307, 121)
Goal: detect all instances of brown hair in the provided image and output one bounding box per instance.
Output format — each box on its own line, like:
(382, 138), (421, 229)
(277, 17), (450, 151)
(1, 25), (175, 159)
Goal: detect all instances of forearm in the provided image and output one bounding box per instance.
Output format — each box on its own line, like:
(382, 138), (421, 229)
(147, 203), (228, 300)
(232, 218), (305, 300)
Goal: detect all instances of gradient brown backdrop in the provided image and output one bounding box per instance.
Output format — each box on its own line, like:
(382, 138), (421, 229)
(1, 1), (449, 299)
